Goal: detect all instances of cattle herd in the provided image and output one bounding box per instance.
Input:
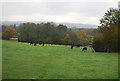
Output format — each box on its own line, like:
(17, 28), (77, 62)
(29, 42), (87, 51)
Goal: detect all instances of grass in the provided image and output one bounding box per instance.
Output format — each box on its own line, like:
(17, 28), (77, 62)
(0, 40), (2, 79)
(2, 40), (118, 79)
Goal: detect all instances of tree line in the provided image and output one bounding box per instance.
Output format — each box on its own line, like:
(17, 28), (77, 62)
(2, 22), (92, 46)
(17, 22), (92, 46)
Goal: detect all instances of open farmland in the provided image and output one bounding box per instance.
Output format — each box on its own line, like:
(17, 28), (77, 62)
(2, 40), (118, 79)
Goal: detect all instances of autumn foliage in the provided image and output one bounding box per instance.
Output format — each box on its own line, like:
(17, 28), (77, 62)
(75, 30), (92, 45)
(2, 27), (16, 40)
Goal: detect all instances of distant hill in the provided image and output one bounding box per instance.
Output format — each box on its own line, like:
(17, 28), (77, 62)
(1, 21), (27, 26)
(59, 22), (98, 28)
(1, 21), (98, 28)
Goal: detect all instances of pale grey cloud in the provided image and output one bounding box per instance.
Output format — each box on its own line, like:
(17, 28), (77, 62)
(1, 1), (119, 25)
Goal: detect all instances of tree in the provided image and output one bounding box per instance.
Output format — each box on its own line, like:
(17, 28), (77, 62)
(18, 23), (37, 42)
(2, 27), (16, 40)
(99, 8), (120, 28)
(92, 33), (105, 52)
(93, 8), (120, 52)
(56, 24), (68, 44)
(61, 33), (71, 44)
(75, 30), (92, 45)
(61, 30), (78, 45)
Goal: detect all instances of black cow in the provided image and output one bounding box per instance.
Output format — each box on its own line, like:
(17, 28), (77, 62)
(82, 47), (87, 51)
(76, 45), (80, 47)
(51, 43), (53, 45)
(30, 42), (33, 45)
(39, 43), (42, 44)
(34, 43), (37, 46)
(71, 45), (74, 49)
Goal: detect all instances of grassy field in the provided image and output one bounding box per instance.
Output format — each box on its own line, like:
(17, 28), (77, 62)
(0, 40), (2, 79)
(2, 40), (118, 79)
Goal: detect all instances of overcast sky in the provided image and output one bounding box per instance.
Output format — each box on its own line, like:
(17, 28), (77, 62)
(1, 0), (119, 25)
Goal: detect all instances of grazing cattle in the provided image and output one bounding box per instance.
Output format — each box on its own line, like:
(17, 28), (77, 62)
(76, 45), (80, 47)
(82, 47), (87, 51)
(51, 43), (53, 45)
(30, 42), (33, 45)
(71, 45), (74, 49)
(43, 43), (44, 46)
(39, 43), (42, 44)
(34, 43), (37, 46)
(58, 44), (62, 45)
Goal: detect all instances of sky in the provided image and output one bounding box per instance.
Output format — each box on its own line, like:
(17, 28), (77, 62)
(1, 0), (119, 25)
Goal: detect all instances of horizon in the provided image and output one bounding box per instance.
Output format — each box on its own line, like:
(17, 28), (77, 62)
(1, 21), (98, 28)
(1, 20), (98, 25)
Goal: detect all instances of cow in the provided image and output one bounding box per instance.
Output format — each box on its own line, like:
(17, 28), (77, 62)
(43, 43), (44, 46)
(34, 43), (37, 46)
(76, 45), (80, 47)
(51, 43), (53, 45)
(71, 45), (74, 49)
(39, 43), (42, 45)
(65, 44), (67, 46)
(70, 45), (75, 49)
(30, 42), (33, 45)
(82, 47), (87, 51)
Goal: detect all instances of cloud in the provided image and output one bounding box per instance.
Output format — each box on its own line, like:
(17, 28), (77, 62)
(1, 1), (118, 25)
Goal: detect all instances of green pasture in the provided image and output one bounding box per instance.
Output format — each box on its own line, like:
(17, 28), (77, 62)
(0, 40), (2, 79)
(2, 40), (118, 79)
